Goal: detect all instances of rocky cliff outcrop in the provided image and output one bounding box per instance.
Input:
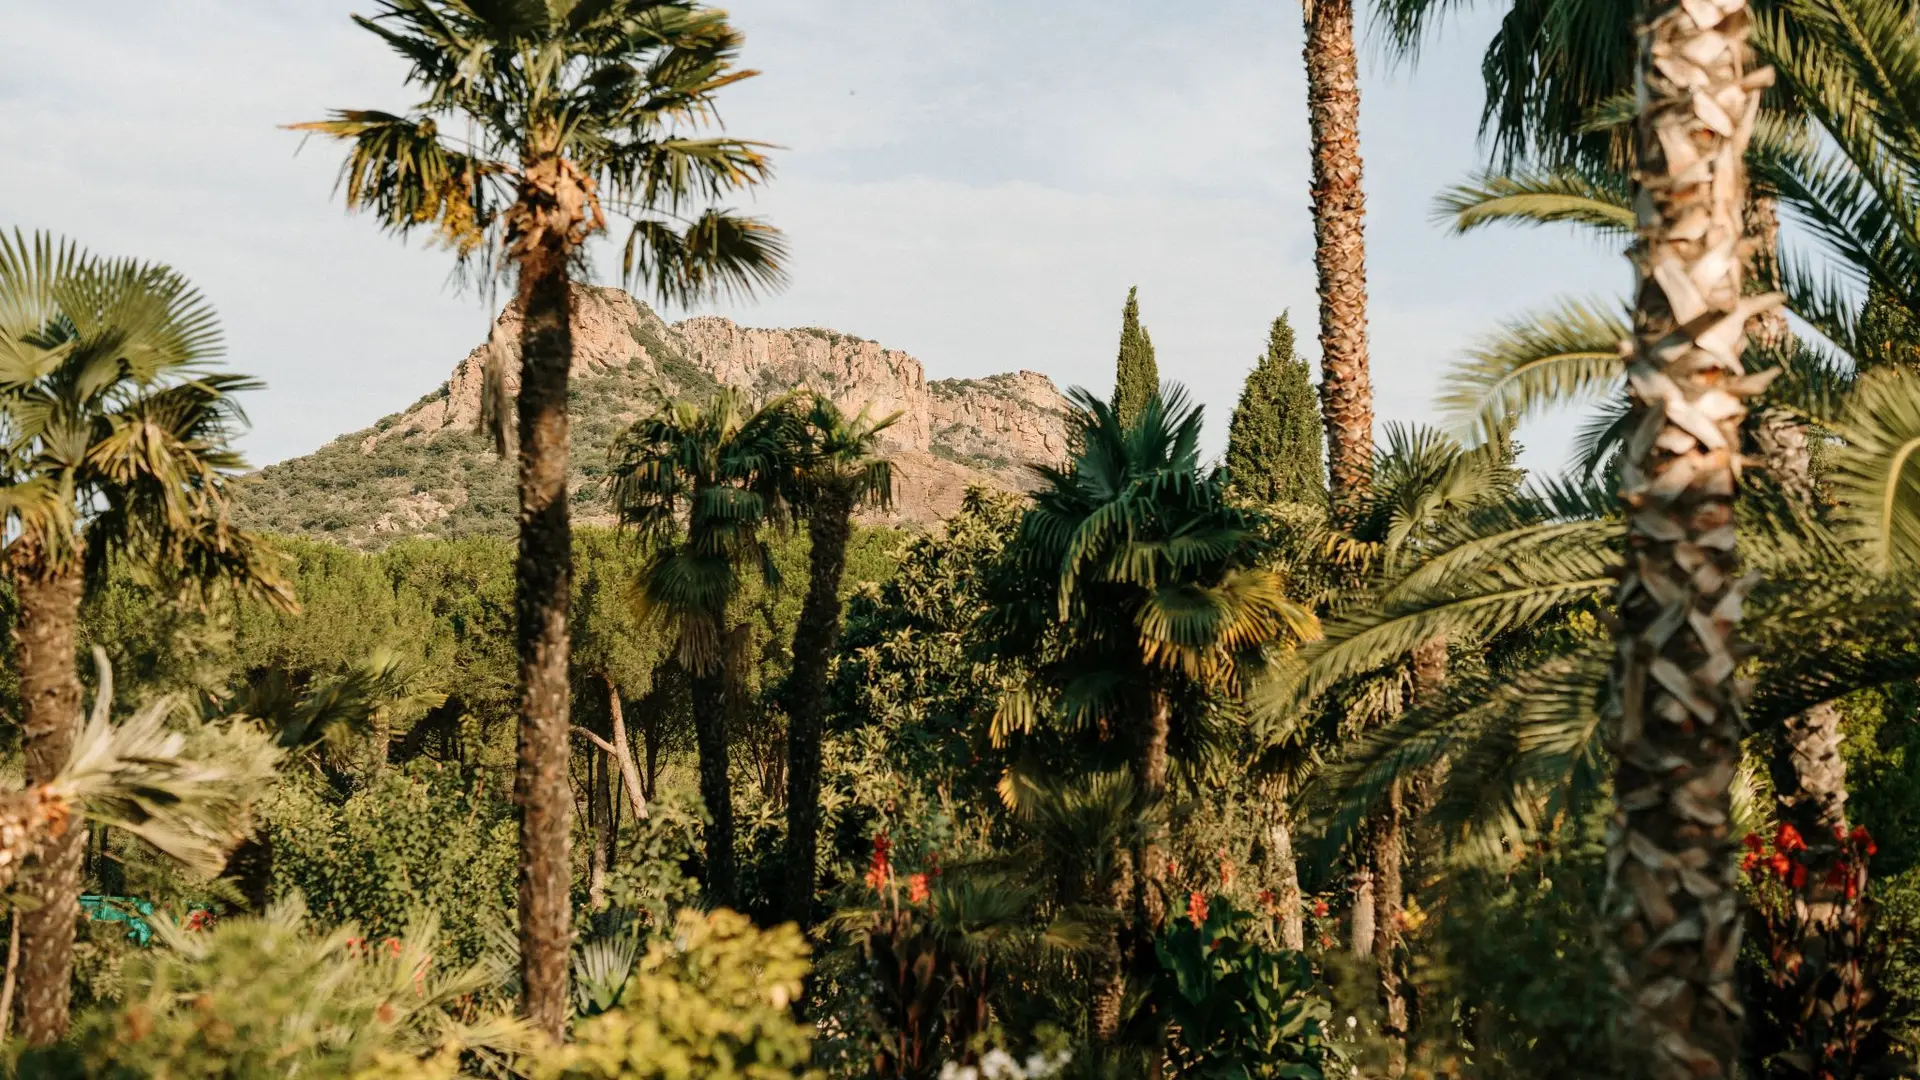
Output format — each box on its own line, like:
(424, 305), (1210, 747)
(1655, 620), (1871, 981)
(236, 287), (1072, 547)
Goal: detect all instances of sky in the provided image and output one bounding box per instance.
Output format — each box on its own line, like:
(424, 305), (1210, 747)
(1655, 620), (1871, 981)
(0, 0), (1622, 471)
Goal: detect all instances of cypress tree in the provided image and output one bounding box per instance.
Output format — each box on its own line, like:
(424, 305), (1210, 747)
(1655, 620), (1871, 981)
(1110, 286), (1159, 427)
(1225, 312), (1327, 505)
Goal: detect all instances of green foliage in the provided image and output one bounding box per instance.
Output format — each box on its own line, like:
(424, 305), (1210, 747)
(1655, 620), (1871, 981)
(0, 230), (284, 596)
(1225, 314), (1326, 508)
(989, 385), (1316, 755)
(529, 909), (819, 1080)
(1109, 287), (1159, 430)
(1155, 896), (1335, 1080)
(14, 898), (524, 1079)
(266, 765), (518, 968)
(1405, 825), (1625, 1080)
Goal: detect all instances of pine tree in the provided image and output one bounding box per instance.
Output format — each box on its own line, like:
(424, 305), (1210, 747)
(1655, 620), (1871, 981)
(1110, 286), (1159, 427)
(1226, 313), (1327, 505)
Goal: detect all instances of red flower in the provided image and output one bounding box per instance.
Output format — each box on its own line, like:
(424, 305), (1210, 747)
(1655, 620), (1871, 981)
(1187, 891), (1210, 929)
(1258, 889), (1277, 908)
(865, 832), (893, 890)
(1313, 899), (1330, 918)
(1768, 852), (1794, 879)
(1850, 825), (1878, 856)
(1741, 832), (1764, 853)
(1741, 852), (1761, 873)
(907, 873), (930, 904)
(1775, 823), (1806, 853)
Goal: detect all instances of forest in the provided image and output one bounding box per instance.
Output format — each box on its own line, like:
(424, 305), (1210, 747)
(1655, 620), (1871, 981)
(3, 0), (1920, 1077)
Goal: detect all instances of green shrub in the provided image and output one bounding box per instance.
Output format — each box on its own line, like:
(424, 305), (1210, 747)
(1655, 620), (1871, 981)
(14, 899), (523, 1079)
(268, 765), (518, 968)
(529, 909), (819, 1080)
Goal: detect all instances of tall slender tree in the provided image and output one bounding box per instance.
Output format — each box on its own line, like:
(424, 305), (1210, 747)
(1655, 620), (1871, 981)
(610, 387), (801, 910)
(1110, 287), (1159, 428)
(294, 0), (783, 1036)
(780, 396), (896, 927)
(0, 232), (286, 1043)
(1611, 0), (1771, 1074)
(1226, 313), (1327, 506)
(1305, 0), (1374, 523)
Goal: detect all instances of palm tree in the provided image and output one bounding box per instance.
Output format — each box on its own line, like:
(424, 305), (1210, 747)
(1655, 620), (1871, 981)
(293, 0), (784, 1034)
(780, 395), (898, 926)
(609, 386), (801, 909)
(988, 384), (1317, 1043)
(1613, 3), (1768, 1073)
(0, 231), (285, 1043)
(1305, 0), (1374, 522)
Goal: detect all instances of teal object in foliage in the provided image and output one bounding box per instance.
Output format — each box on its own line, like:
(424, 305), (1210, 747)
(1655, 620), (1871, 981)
(79, 895), (157, 947)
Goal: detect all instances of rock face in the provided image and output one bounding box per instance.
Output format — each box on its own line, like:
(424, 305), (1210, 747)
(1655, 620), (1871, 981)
(236, 287), (1073, 548)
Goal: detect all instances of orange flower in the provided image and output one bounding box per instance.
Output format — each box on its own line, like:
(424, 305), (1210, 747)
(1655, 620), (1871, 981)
(1187, 891), (1209, 929)
(1313, 899), (1329, 918)
(1768, 852), (1793, 879)
(1775, 823), (1806, 852)
(908, 873), (930, 904)
(866, 831), (893, 890)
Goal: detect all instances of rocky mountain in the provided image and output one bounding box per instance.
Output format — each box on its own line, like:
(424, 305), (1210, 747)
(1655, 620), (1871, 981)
(235, 286), (1073, 548)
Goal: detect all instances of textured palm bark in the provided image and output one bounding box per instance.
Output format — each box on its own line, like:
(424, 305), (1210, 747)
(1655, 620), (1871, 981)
(690, 669), (738, 907)
(511, 208), (577, 1042)
(1091, 846), (1136, 1046)
(12, 564), (85, 1045)
(1304, 0), (1373, 522)
(782, 491), (856, 926)
(1610, 3), (1773, 1075)
(588, 745), (612, 909)
(1137, 688), (1171, 933)
(1349, 853), (1375, 959)
(1373, 783), (1406, 1055)
(1263, 775), (1306, 951)
(1771, 704), (1849, 919)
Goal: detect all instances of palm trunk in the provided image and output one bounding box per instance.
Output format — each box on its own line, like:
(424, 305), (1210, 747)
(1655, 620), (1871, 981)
(1304, 0), (1372, 522)
(1137, 687), (1171, 933)
(1091, 846), (1135, 1046)
(690, 668), (737, 907)
(588, 746), (612, 909)
(1374, 782), (1407, 1073)
(12, 562), (85, 1046)
(1612, 3), (1768, 1075)
(511, 207), (577, 1042)
(1349, 852), (1375, 959)
(782, 491), (856, 926)
(1263, 775), (1306, 951)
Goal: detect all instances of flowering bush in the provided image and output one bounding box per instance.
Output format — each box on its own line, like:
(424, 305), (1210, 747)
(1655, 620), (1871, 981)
(1155, 895), (1337, 1080)
(1740, 822), (1903, 1078)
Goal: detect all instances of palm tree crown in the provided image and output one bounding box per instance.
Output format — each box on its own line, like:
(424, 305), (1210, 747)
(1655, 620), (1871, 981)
(0, 231), (280, 587)
(292, 0), (785, 303)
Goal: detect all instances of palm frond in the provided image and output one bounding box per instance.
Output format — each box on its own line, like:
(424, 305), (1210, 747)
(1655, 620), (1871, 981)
(1432, 167), (1633, 238)
(1828, 365), (1920, 571)
(1438, 297), (1629, 443)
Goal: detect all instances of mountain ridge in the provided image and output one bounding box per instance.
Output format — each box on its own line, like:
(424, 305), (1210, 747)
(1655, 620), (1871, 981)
(234, 286), (1073, 548)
